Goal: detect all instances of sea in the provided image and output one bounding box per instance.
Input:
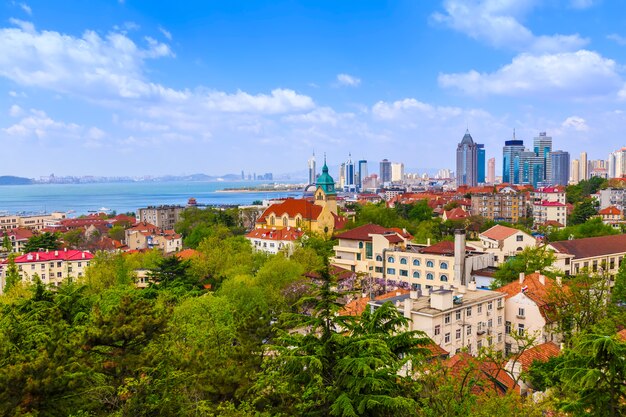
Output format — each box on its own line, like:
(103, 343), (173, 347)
(0, 181), (304, 216)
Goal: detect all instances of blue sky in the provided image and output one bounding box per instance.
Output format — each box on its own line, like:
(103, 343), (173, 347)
(1, 0), (625, 178)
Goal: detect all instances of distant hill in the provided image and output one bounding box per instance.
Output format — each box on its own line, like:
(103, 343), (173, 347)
(0, 176), (33, 185)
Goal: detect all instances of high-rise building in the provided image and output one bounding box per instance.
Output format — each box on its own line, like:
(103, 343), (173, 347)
(357, 160), (367, 190)
(391, 162), (405, 182)
(477, 144), (486, 183)
(307, 152), (316, 184)
(533, 132), (552, 185)
(338, 163), (346, 188)
(608, 148), (626, 178)
(487, 158), (496, 183)
(502, 135), (525, 184)
(456, 129), (478, 187)
(580, 152), (588, 181)
(550, 151), (570, 186)
(380, 159), (392, 184)
(344, 154), (356, 191)
(571, 159), (580, 184)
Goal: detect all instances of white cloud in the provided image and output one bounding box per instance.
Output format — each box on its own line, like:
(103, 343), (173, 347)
(562, 116), (589, 131)
(9, 104), (23, 117)
(4, 109), (83, 139)
(607, 33), (626, 46)
(336, 73), (361, 87)
(158, 26), (172, 40)
(570, 0), (596, 9)
(19, 3), (32, 15)
(431, 0), (588, 53)
(439, 50), (623, 98)
(283, 107), (354, 126)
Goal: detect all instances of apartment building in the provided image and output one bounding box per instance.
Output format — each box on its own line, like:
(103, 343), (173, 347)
(125, 222), (182, 254)
(0, 212), (67, 231)
(0, 249), (94, 293)
(548, 234), (626, 276)
(137, 205), (184, 231)
(246, 226), (304, 255)
(470, 187), (527, 223)
(371, 285), (506, 357)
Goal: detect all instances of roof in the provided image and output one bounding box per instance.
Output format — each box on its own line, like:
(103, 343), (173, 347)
(5, 249), (94, 263)
(340, 289), (410, 316)
(534, 186), (565, 194)
(517, 342), (560, 371)
(444, 352), (519, 395)
(617, 329), (626, 342)
(315, 160), (336, 195)
(549, 234), (626, 259)
(599, 206), (622, 216)
(258, 198), (323, 223)
(176, 249), (200, 259)
(418, 240), (473, 256)
(495, 273), (558, 322)
(245, 227), (304, 241)
(459, 129), (474, 145)
(0, 227), (33, 241)
(334, 223), (404, 242)
(444, 207), (469, 221)
(537, 201), (566, 207)
(481, 225), (524, 241)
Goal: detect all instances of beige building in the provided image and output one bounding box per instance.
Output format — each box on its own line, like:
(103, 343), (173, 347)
(0, 212), (67, 231)
(470, 187), (527, 223)
(125, 223), (182, 254)
(371, 285), (506, 356)
(548, 234), (626, 276)
(496, 273), (562, 354)
(332, 226), (493, 291)
(137, 205), (184, 231)
(531, 186), (568, 227)
(479, 225), (536, 265)
(0, 249), (93, 293)
(246, 227), (304, 255)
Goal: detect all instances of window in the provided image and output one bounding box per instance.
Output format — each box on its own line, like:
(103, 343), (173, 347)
(49, 262), (54, 267)
(376, 255), (383, 262)
(505, 321), (511, 334)
(517, 307), (525, 318)
(426, 260), (434, 268)
(356, 254), (361, 261)
(375, 267), (383, 273)
(477, 340), (482, 349)
(358, 242), (364, 249)
(444, 333), (450, 344)
(477, 304), (483, 314)
(40, 264), (45, 269)
(497, 299), (502, 309)
(400, 269), (408, 277)
(440, 262), (448, 270)
(282, 216), (288, 227)
(434, 325), (441, 336)
(516, 235), (523, 241)
(444, 314), (451, 324)
(387, 268), (396, 275)
(412, 271), (420, 278)
(456, 310), (461, 320)
(518, 324), (525, 336)
(57, 262), (61, 267)
(365, 242), (373, 259)
(270, 216), (275, 226)
(426, 273), (434, 280)
(78, 262), (82, 267)
(400, 258), (407, 265)
(467, 325), (471, 335)
(387, 256), (395, 263)
(57, 272), (62, 278)
(498, 333), (503, 343)
(440, 274), (448, 282)
(498, 316), (502, 326)
(413, 259), (420, 266)
(488, 319), (493, 328)
(456, 329), (461, 339)
(41, 274), (45, 279)
(487, 301), (493, 311)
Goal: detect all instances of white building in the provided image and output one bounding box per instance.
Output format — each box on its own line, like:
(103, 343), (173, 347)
(245, 226), (303, 255)
(479, 225), (536, 265)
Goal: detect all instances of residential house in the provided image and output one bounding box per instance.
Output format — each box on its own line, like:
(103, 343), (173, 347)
(479, 225), (536, 265)
(137, 205), (184, 231)
(505, 342), (560, 394)
(125, 222), (182, 254)
(548, 234), (626, 276)
(442, 207), (469, 222)
(246, 227), (304, 255)
(0, 249), (94, 293)
(597, 206), (624, 229)
(495, 273), (562, 354)
(0, 228), (33, 253)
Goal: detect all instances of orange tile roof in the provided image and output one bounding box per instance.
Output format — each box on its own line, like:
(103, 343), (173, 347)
(444, 207), (469, 221)
(599, 206), (622, 216)
(444, 352), (519, 395)
(176, 249), (200, 259)
(517, 342), (560, 371)
(246, 227), (304, 241)
(495, 273), (558, 322)
(481, 224), (523, 241)
(340, 289), (410, 316)
(259, 198), (323, 222)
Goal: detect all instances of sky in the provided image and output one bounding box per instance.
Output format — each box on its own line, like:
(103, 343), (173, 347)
(1, 0), (626, 178)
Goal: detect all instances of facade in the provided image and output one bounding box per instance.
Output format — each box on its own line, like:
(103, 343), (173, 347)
(599, 188), (626, 211)
(470, 187), (528, 223)
(531, 186), (567, 227)
(496, 273), (562, 354)
(343, 154), (356, 191)
(487, 157), (496, 184)
(307, 152), (316, 184)
(502, 138), (525, 184)
(357, 160), (368, 190)
(0, 249), (94, 293)
(597, 206), (624, 228)
(125, 222), (183, 254)
(549, 150), (570, 186)
(580, 151), (588, 181)
(477, 144), (485, 183)
(456, 130), (478, 187)
(371, 286), (506, 357)
(137, 205), (184, 231)
(0, 212), (67, 231)
(548, 234), (626, 276)
(0, 228), (34, 253)
(608, 147), (626, 178)
(391, 162), (405, 183)
(570, 159), (580, 184)
(533, 132), (552, 185)
(479, 225), (536, 265)
(246, 227), (304, 254)
(380, 159), (392, 184)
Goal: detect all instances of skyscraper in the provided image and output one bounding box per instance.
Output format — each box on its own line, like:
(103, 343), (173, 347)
(344, 154), (355, 191)
(571, 159), (580, 184)
(307, 152), (316, 184)
(487, 157), (496, 184)
(533, 132), (552, 185)
(502, 135), (525, 184)
(580, 152), (588, 181)
(391, 162), (404, 182)
(477, 144), (486, 183)
(380, 159), (392, 184)
(550, 151), (570, 186)
(456, 130), (478, 187)
(357, 160), (368, 190)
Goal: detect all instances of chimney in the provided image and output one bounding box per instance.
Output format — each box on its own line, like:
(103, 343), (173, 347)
(468, 281), (477, 291)
(54, 250), (58, 256)
(458, 285), (467, 294)
(538, 274), (545, 285)
(64, 247), (67, 252)
(430, 290), (453, 311)
(427, 238), (431, 246)
(36, 253), (39, 261)
(519, 272), (525, 284)
(454, 230), (467, 286)
(404, 298), (413, 319)
(81, 252), (85, 259)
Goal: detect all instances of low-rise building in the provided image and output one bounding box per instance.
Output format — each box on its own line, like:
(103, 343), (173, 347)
(597, 206), (624, 228)
(548, 234), (626, 276)
(125, 223), (182, 254)
(0, 249), (94, 292)
(479, 225), (536, 265)
(137, 205), (184, 231)
(532, 201), (568, 227)
(470, 187), (527, 223)
(495, 273), (562, 354)
(599, 188), (626, 211)
(370, 285), (506, 357)
(246, 226), (304, 255)
(505, 342), (560, 394)
(0, 212), (67, 231)
(0, 228), (33, 253)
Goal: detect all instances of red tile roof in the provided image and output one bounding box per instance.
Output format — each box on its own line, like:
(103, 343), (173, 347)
(246, 227), (304, 241)
(481, 225), (525, 241)
(537, 201), (566, 207)
(444, 207), (469, 221)
(418, 240), (473, 255)
(534, 186), (565, 193)
(599, 206), (622, 216)
(176, 249), (200, 259)
(495, 273), (558, 322)
(549, 234), (626, 259)
(517, 342), (560, 371)
(335, 223), (403, 241)
(444, 352), (519, 395)
(5, 249), (94, 264)
(259, 198), (323, 222)
(0, 227), (33, 241)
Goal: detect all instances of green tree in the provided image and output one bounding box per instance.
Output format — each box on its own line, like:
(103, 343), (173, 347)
(63, 228), (85, 249)
(547, 217), (617, 241)
(23, 231), (60, 253)
(83, 251), (134, 293)
(148, 255), (197, 291)
(2, 234), (11, 252)
(492, 246), (557, 287)
(3, 253), (20, 292)
(569, 198), (597, 225)
(108, 224), (126, 241)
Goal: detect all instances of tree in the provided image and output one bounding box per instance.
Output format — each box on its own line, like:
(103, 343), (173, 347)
(108, 225), (126, 242)
(63, 229), (85, 249)
(23, 231), (60, 253)
(547, 217), (617, 241)
(558, 333), (626, 417)
(492, 246), (557, 287)
(2, 234), (11, 252)
(569, 198), (597, 225)
(3, 253), (20, 293)
(148, 255), (197, 290)
(82, 251), (134, 293)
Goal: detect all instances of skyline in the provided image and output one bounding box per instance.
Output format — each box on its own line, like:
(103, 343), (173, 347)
(1, 1), (626, 176)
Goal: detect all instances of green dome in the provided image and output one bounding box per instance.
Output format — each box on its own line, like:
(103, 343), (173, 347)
(316, 161), (336, 195)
